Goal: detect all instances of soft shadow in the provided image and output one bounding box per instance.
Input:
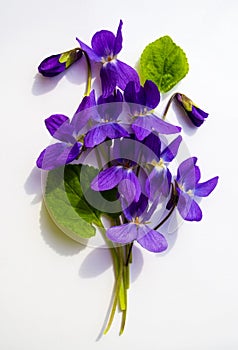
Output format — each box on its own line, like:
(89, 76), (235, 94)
(32, 73), (62, 95)
(79, 244), (144, 282)
(40, 202), (85, 256)
(79, 247), (112, 278)
(24, 166), (42, 204)
(130, 245), (144, 282)
(156, 211), (182, 257)
(65, 59), (92, 86)
(32, 59), (102, 96)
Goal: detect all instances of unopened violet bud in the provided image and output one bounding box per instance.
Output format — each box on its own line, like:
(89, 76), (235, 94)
(38, 48), (82, 77)
(175, 93), (208, 127)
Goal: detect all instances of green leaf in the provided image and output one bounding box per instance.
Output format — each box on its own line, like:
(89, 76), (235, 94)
(44, 164), (103, 239)
(139, 35), (189, 93)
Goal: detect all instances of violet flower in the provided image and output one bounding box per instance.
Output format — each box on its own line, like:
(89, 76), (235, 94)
(38, 49), (82, 77)
(106, 194), (168, 253)
(83, 90), (129, 148)
(175, 93), (208, 127)
(36, 91), (97, 170)
(36, 114), (82, 170)
(174, 157), (218, 221)
(76, 20), (139, 97)
(124, 80), (181, 140)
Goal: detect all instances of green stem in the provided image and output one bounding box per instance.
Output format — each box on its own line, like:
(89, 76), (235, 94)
(81, 50), (92, 96)
(119, 246), (128, 335)
(119, 290), (127, 335)
(109, 245), (119, 276)
(103, 251), (123, 335)
(117, 246), (126, 311)
(110, 245), (126, 311)
(162, 92), (177, 120)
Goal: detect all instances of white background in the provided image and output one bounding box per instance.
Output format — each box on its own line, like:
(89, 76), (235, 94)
(1, 0), (237, 349)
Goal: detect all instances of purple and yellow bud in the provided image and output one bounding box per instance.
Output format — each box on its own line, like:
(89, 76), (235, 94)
(38, 48), (82, 77)
(175, 93), (208, 127)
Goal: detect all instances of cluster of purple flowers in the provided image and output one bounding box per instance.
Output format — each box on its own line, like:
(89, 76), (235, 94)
(37, 20), (218, 254)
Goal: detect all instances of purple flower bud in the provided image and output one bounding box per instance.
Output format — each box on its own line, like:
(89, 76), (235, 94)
(38, 49), (82, 77)
(175, 93), (208, 127)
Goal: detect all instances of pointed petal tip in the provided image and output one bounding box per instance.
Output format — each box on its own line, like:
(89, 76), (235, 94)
(195, 176), (219, 197)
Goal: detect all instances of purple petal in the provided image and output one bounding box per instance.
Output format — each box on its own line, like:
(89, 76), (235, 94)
(74, 90), (96, 115)
(177, 157), (201, 190)
(177, 190), (202, 221)
(97, 90), (123, 121)
(114, 60), (140, 91)
(118, 170), (141, 203)
(132, 115), (181, 141)
(84, 123), (129, 148)
(122, 193), (148, 222)
(118, 178), (136, 208)
(97, 89), (123, 105)
(91, 30), (115, 57)
(102, 122), (128, 140)
(175, 94), (208, 127)
(71, 90), (97, 134)
(132, 117), (152, 140)
(45, 114), (69, 136)
(188, 106), (208, 127)
(195, 176), (218, 197)
(113, 20), (123, 55)
(161, 135), (182, 163)
(38, 54), (65, 77)
(137, 226), (168, 253)
(146, 167), (171, 201)
(177, 157), (197, 180)
(143, 80), (160, 109)
(124, 80), (160, 115)
(45, 114), (75, 143)
(124, 81), (145, 105)
(106, 223), (138, 244)
(36, 142), (81, 170)
(76, 38), (101, 62)
(84, 124), (106, 148)
(146, 167), (165, 197)
(100, 63), (118, 98)
(91, 166), (124, 191)
(38, 50), (82, 77)
(142, 132), (161, 159)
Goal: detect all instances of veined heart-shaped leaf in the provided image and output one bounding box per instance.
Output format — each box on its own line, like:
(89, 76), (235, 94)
(140, 36), (189, 93)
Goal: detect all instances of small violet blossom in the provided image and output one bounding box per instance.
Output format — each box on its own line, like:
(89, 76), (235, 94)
(83, 90), (129, 148)
(36, 114), (82, 170)
(124, 80), (181, 140)
(36, 91), (96, 170)
(106, 194), (168, 253)
(174, 157), (218, 221)
(175, 93), (209, 127)
(76, 20), (140, 97)
(38, 49), (82, 77)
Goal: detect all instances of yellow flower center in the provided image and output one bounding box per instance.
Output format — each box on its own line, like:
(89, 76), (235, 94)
(134, 216), (140, 225)
(151, 158), (165, 169)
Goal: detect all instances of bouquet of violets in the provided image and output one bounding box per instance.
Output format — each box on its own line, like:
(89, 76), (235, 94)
(36, 20), (218, 335)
